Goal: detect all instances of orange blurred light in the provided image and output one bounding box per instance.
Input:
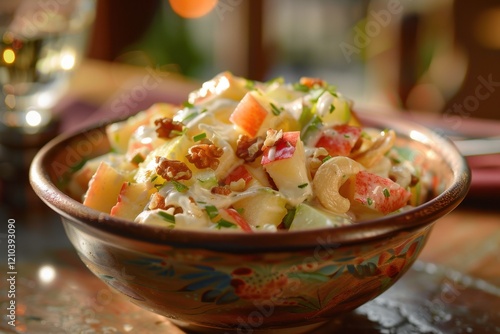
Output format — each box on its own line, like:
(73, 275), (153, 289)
(169, 0), (218, 18)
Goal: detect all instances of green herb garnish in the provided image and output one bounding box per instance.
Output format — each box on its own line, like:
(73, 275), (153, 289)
(131, 153), (144, 164)
(181, 112), (198, 123)
(383, 188), (391, 198)
(193, 132), (207, 142)
(245, 79), (256, 90)
(215, 219), (237, 229)
(205, 205), (219, 219)
(270, 103), (282, 116)
(293, 82), (310, 92)
(171, 180), (189, 192)
(182, 101), (194, 108)
(282, 208), (296, 229)
(329, 104), (336, 114)
(158, 211), (175, 224)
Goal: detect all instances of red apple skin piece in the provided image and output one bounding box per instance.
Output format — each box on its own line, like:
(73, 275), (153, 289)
(261, 131), (299, 165)
(315, 124), (362, 157)
(348, 171), (411, 214)
(221, 208), (253, 232)
(229, 92), (269, 137)
(224, 165), (253, 187)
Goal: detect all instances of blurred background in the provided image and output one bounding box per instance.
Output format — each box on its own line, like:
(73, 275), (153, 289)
(1, 0), (500, 220)
(86, 0), (498, 119)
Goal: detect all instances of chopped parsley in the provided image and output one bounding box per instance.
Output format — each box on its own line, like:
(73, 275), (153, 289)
(245, 79), (256, 90)
(182, 101), (194, 108)
(270, 103), (282, 116)
(193, 132), (207, 142)
(171, 127), (187, 137)
(282, 208), (296, 229)
(181, 112), (198, 123)
(329, 103), (336, 114)
(205, 205), (219, 219)
(298, 183), (309, 189)
(383, 188), (391, 198)
(367, 198), (373, 206)
(158, 211), (175, 224)
(154, 182), (166, 191)
(215, 219), (237, 229)
(322, 155), (332, 163)
(293, 82), (310, 92)
(131, 153), (144, 164)
(171, 180), (189, 192)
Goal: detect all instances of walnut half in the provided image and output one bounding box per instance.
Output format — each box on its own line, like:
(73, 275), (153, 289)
(236, 135), (264, 162)
(186, 144), (224, 170)
(155, 156), (192, 181)
(154, 117), (184, 139)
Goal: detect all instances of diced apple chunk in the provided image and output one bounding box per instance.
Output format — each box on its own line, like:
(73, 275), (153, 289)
(83, 162), (128, 213)
(288, 203), (352, 231)
(229, 91), (272, 137)
(341, 170), (411, 215)
(110, 182), (157, 221)
(134, 135), (192, 185)
(106, 103), (177, 153)
(318, 92), (353, 126)
(232, 189), (288, 228)
(314, 124), (362, 157)
(262, 132), (312, 204)
(188, 71), (249, 105)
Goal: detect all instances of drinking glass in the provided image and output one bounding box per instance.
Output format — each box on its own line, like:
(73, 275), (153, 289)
(0, 0), (96, 146)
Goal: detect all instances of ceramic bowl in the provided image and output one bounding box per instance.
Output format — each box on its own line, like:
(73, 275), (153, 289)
(29, 112), (470, 333)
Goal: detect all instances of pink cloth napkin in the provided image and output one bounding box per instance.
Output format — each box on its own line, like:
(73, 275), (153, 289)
(403, 112), (500, 197)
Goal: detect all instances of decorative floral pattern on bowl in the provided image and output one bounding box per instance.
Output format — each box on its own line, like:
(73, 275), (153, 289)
(67, 217), (429, 332)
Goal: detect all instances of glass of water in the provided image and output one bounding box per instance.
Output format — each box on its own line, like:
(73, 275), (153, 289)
(0, 0), (96, 146)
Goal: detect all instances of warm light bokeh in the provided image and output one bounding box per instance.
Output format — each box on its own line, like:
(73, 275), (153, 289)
(3, 48), (15, 64)
(169, 0), (218, 18)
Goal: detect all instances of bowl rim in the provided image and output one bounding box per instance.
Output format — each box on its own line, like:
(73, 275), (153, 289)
(29, 112), (471, 252)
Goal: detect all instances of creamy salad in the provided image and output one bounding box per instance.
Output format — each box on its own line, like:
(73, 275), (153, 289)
(71, 72), (427, 232)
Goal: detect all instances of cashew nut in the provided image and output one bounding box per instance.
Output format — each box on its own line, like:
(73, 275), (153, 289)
(313, 156), (362, 214)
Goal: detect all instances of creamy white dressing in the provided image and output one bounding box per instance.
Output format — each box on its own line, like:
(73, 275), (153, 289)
(82, 73), (428, 232)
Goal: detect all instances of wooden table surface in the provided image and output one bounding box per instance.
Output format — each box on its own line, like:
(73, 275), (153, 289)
(1, 60), (498, 333)
(421, 203), (500, 285)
